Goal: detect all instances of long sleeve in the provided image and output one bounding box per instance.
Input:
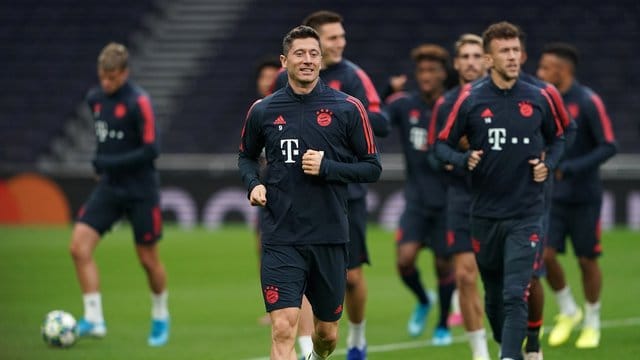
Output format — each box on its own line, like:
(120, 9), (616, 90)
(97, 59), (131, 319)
(539, 89), (566, 171)
(559, 93), (617, 176)
(320, 96), (381, 183)
(237, 100), (265, 194)
(435, 90), (472, 169)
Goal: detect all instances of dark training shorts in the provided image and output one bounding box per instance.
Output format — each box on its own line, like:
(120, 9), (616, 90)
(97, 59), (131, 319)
(446, 208), (473, 255)
(347, 197), (370, 269)
(547, 201), (602, 258)
(396, 203), (448, 257)
(260, 243), (347, 322)
(77, 183), (162, 245)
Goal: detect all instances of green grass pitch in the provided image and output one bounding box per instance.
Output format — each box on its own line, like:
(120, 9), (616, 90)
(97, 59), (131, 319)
(0, 225), (638, 359)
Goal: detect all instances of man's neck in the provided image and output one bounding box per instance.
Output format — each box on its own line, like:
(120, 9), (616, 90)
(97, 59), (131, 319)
(491, 70), (517, 89)
(557, 77), (573, 94)
(289, 78), (319, 95)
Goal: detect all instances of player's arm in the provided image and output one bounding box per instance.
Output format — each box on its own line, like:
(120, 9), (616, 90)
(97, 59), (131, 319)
(317, 97), (381, 183)
(426, 96), (453, 172)
(92, 95), (159, 172)
(238, 100), (266, 197)
(352, 69), (391, 137)
(557, 93), (617, 177)
(435, 91), (478, 170)
(545, 83), (577, 147)
(538, 89), (566, 172)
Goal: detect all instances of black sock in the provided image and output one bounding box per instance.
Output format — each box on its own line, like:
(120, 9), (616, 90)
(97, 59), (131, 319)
(400, 267), (428, 304)
(437, 272), (455, 328)
(525, 324), (541, 352)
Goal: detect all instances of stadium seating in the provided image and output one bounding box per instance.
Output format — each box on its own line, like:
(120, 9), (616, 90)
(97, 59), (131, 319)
(1, 0), (638, 164)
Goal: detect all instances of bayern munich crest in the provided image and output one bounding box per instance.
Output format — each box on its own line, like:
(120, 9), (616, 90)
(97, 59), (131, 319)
(518, 101), (533, 117)
(316, 109), (333, 127)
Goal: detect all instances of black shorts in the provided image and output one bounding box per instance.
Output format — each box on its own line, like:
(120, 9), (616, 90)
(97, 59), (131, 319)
(446, 208), (472, 255)
(77, 183), (162, 245)
(548, 201), (602, 258)
(260, 243), (347, 322)
(347, 197), (369, 269)
(396, 203), (447, 257)
(471, 215), (541, 293)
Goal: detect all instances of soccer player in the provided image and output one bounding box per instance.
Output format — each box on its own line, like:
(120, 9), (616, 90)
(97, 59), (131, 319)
(238, 25), (381, 360)
(256, 57), (282, 98)
(537, 42), (617, 349)
(272, 11), (389, 360)
(428, 33), (490, 360)
(385, 43), (455, 345)
(69, 42), (169, 346)
(436, 22), (565, 360)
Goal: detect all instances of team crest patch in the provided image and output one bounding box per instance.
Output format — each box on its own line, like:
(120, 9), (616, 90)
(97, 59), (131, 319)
(93, 103), (102, 117)
(114, 103), (127, 118)
(327, 80), (342, 90)
(316, 109), (333, 127)
(519, 101), (533, 117)
(568, 103), (580, 119)
(265, 285), (279, 304)
(409, 109), (420, 124)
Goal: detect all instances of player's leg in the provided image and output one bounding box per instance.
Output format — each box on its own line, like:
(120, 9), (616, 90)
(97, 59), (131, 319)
(471, 216), (505, 347)
(129, 197), (169, 346)
(305, 244), (348, 359)
(345, 197), (369, 359)
(430, 209), (455, 345)
(297, 296), (314, 359)
(70, 186), (120, 337)
(524, 212), (548, 359)
(499, 216), (539, 360)
(545, 203), (581, 346)
(262, 244), (308, 359)
(396, 207), (433, 337)
(573, 202), (603, 349)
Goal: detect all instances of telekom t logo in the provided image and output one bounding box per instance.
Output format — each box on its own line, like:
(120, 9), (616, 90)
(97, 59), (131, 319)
(280, 139), (299, 163)
(488, 128), (506, 150)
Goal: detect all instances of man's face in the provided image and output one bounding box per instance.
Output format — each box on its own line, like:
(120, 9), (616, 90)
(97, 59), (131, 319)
(317, 22), (346, 67)
(415, 59), (446, 95)
(454, 43), (486, 83)
(537, 53), (563, 87)
(257, 66), (279, 97)
(281, 37), (322, 85)
(486, 37), (521, 81)
(98, 68), (129, 95)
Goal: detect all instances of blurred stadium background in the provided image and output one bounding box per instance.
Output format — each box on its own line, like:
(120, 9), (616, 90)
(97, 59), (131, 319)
(1, 0), (639, 230)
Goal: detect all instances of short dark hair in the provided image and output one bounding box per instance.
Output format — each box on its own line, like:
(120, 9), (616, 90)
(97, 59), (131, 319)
(255, 56), (281, 77)
(282, 25), (321, 55)
(98, 42), (128, 71)
(542, 42), (579, 67)
(302, 10), (343, 31)
(411, 44), (450, 68)
(482, 21), (521, 53)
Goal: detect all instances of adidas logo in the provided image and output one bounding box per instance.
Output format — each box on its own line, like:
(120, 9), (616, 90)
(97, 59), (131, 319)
(273, 115), (286, 125)
(481, 108), (493, 123)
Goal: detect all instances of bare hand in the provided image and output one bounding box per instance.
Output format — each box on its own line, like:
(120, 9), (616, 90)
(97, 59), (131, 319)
(389, 75), (407, 92)
(249, 184), (267, 207)
(529, 158), (548, 182)
(467, 150), (483, 171)
(302, 150), (324, 175)
(458, 136), (470, 151)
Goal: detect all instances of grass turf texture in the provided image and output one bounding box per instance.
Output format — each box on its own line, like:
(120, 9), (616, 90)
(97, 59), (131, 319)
(0, 225), (638, 359)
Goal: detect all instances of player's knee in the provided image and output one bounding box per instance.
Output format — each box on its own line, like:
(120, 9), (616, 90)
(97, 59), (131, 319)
(346, 268), (363, 290)
(270, 316), (297, 343)
(396, 262), (415, 276)
(314, 323), (338, 345)
(577, 256), (597, 270)
(503, 285), (527, 306)
(456, 268), (477, 289)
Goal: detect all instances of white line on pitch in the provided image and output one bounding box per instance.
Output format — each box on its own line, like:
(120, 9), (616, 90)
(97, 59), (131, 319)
(242, 316), (640, 360)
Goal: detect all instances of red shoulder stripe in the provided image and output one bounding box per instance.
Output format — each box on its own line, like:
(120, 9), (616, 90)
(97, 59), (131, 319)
(540, 89), (564, 137)
(590, 94), (615, 142)
(137, 95), (155, 144)
(347, 96), (376, 154)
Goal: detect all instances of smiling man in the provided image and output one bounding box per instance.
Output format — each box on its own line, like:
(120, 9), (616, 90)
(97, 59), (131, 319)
(239, 25), (381, 360)
(435, 22), (565, 360)
(271, 11), (389, 360)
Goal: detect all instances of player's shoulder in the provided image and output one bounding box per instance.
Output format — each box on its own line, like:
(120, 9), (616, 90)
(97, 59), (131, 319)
(385, 90), (411, 106)
(86, 86), (103, 102)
